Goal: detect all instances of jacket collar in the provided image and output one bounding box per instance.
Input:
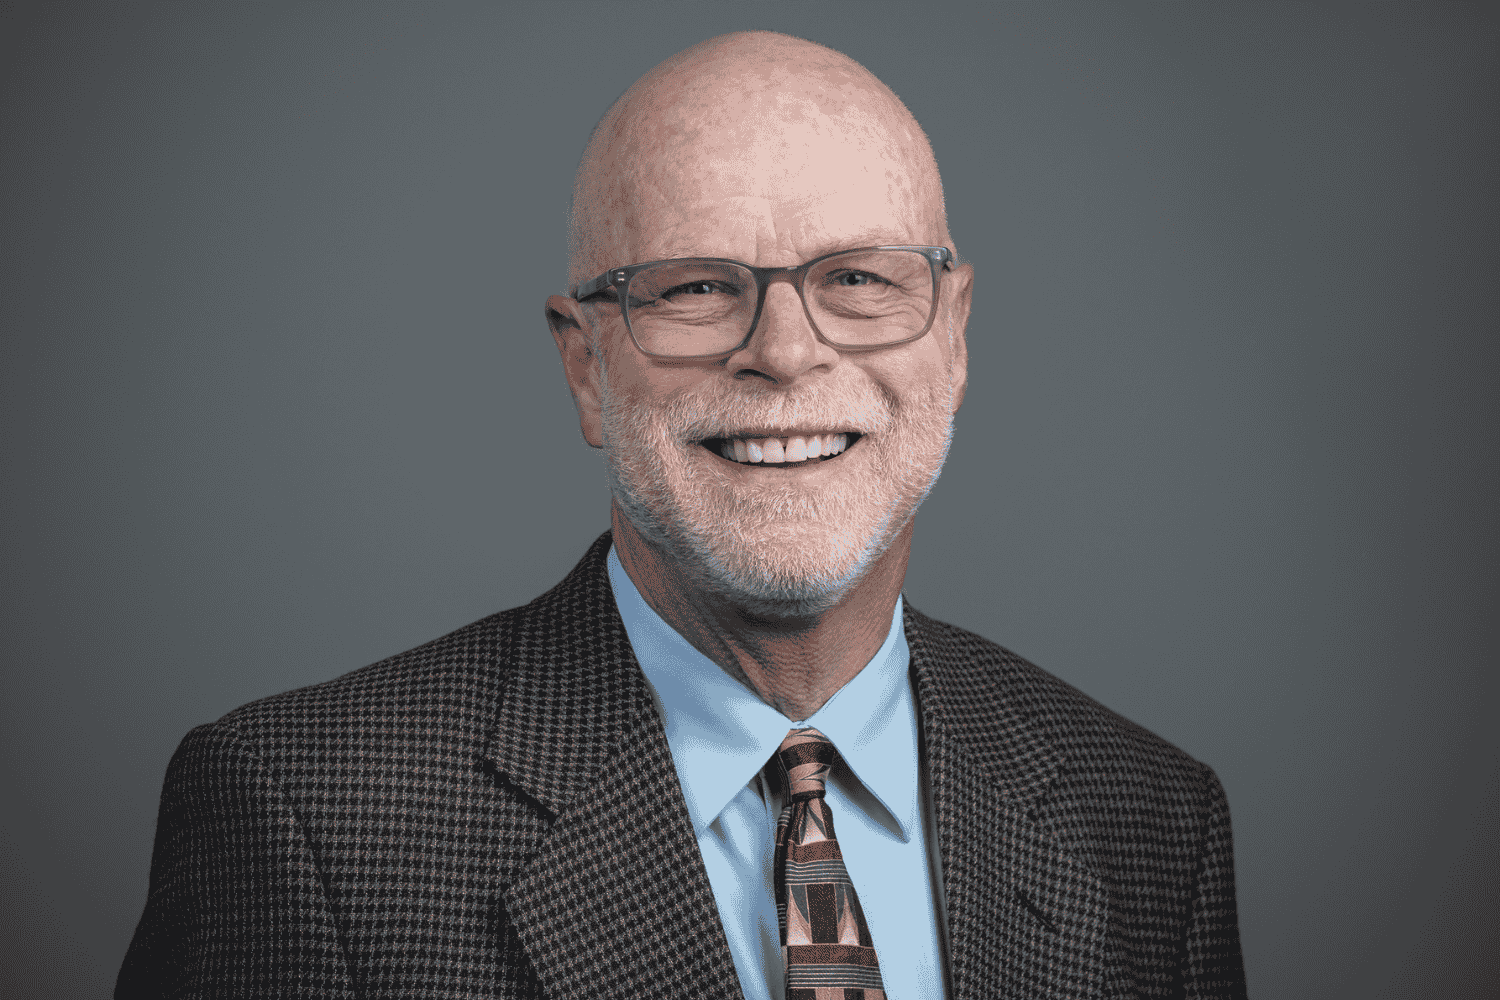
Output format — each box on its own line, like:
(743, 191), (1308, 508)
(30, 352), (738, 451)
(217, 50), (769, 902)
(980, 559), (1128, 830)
(484, 531), (1113, 998)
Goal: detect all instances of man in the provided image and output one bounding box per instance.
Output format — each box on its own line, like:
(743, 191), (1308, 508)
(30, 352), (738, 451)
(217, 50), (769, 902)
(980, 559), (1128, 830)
(118, 31), (1247, 1000)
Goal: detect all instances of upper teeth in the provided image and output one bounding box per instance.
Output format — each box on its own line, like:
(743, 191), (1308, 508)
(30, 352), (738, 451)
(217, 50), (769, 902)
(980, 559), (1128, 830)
(717, 433), (851, 464)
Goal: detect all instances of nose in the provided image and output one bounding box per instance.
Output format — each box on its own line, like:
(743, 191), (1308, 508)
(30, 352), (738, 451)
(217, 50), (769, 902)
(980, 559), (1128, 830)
(725, 277), (839, 383)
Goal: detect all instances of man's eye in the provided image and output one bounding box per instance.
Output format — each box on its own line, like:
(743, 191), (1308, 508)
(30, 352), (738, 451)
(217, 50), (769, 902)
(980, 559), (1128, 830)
(665, 281), (721, 297)
(831, 271), (883, 287)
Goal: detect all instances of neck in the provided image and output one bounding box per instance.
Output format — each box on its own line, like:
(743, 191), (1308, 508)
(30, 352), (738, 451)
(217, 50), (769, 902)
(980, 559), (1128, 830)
(610, 502), (911, 721)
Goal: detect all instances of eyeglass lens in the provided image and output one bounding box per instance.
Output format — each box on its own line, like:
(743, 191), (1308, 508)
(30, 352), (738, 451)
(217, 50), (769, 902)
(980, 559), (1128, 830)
(624, 249), (937, 356)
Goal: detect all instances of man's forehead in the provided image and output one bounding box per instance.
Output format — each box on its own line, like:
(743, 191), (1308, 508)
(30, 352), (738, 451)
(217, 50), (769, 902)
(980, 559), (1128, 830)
(571, 32), (948, 282)
(625, 193), (927, 267)
(613, 119), (935, 262)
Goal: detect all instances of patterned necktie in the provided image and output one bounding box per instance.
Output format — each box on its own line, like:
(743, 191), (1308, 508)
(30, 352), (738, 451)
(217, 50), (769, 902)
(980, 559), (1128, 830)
(773, 726), (887, 1000)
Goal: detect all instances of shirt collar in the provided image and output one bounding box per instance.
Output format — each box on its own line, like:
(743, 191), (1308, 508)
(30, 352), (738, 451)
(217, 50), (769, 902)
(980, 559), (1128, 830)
(607, 545), (917, 841)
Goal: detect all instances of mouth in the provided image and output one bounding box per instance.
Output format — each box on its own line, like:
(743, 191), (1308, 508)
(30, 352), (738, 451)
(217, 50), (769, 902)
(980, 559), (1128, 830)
(698, 432), (863, 467)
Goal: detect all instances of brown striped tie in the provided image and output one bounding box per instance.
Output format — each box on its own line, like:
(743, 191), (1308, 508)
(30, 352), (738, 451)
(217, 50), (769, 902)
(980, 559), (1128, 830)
(773, 727), (887, 1000)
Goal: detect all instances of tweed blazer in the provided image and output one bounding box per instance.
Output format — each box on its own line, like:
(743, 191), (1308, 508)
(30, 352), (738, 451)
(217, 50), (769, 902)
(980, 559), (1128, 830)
(117, 531), (1248, 999)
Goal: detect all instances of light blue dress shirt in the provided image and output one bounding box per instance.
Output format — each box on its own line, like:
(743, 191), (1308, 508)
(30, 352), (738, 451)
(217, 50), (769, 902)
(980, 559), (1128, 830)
(607, 546), (951, 1000)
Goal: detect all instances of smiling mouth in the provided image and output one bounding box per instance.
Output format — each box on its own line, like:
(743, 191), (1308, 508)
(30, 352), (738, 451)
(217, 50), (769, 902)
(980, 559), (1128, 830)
(700, 432), (863, 466)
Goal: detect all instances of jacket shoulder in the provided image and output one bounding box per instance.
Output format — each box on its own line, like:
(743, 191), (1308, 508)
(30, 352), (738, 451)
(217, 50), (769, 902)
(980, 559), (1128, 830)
(130, 599), (561, 998)
(198, 530), (617, 778)
(910, 606), (1206, 756)
(213, 605), (520, 757)
(905, 605), (1221, 815)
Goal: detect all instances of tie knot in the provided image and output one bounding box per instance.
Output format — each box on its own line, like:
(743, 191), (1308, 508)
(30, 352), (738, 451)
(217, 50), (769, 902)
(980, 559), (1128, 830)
(775, 727), (839, 800)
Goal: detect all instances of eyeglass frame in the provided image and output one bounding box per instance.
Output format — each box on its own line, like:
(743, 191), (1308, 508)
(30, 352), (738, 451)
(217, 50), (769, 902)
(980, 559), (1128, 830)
(572, 245), (957, 360)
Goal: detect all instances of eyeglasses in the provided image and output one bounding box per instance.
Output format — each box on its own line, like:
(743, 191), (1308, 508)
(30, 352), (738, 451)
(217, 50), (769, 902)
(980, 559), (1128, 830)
(573, 245), (955, 359)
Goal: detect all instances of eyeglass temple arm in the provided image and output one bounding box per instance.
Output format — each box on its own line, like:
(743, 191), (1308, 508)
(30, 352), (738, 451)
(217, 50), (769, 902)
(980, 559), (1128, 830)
(574, 269), (628, 302)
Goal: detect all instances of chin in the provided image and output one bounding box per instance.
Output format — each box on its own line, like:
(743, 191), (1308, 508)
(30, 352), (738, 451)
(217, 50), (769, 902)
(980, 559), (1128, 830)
(690, 520), (890, 618)
(611, 468), (908, 619)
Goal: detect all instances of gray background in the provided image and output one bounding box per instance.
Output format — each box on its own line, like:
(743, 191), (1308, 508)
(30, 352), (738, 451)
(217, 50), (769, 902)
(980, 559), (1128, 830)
(2, 2), (1496, 997)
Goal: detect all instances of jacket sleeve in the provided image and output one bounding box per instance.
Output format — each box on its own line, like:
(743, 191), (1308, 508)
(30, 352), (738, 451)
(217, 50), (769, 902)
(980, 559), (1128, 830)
(116, 722), (355, 999)
(1182, 766), (1249, 1000)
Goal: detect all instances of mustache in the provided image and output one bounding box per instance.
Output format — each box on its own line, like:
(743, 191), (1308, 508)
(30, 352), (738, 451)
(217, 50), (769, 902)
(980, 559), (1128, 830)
(652, 378), (897, 441)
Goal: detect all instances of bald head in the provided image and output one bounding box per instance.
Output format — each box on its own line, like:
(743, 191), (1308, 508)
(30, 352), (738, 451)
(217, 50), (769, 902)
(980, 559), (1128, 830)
(568, 31), (951, 289)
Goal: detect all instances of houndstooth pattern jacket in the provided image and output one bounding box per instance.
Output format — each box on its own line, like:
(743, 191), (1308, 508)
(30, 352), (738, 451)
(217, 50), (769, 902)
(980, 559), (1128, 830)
(117, 531), (1248, 999)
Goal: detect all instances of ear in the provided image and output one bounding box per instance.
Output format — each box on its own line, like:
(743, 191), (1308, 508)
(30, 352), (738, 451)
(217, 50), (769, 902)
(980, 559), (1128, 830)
(546, 294), (605, 448)
(945, 263), (973, 412)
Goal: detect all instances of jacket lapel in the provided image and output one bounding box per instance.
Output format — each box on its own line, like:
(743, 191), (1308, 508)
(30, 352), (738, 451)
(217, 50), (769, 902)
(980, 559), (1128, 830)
(482, 533), (743, 999)
(906, 604), (1115, 999)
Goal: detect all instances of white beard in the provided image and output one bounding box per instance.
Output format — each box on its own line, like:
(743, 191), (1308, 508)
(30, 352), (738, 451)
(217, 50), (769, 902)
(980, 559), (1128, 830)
(597, 349), (956, 618)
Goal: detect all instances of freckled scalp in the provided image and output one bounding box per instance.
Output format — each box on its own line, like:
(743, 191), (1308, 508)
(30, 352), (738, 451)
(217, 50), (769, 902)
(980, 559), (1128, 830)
(568, 31), (951, 290)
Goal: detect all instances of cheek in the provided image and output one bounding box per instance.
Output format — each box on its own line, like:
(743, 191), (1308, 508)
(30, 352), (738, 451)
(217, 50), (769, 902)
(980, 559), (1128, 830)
(602, 335), (720, 403)
(866, 349), (953, 407)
